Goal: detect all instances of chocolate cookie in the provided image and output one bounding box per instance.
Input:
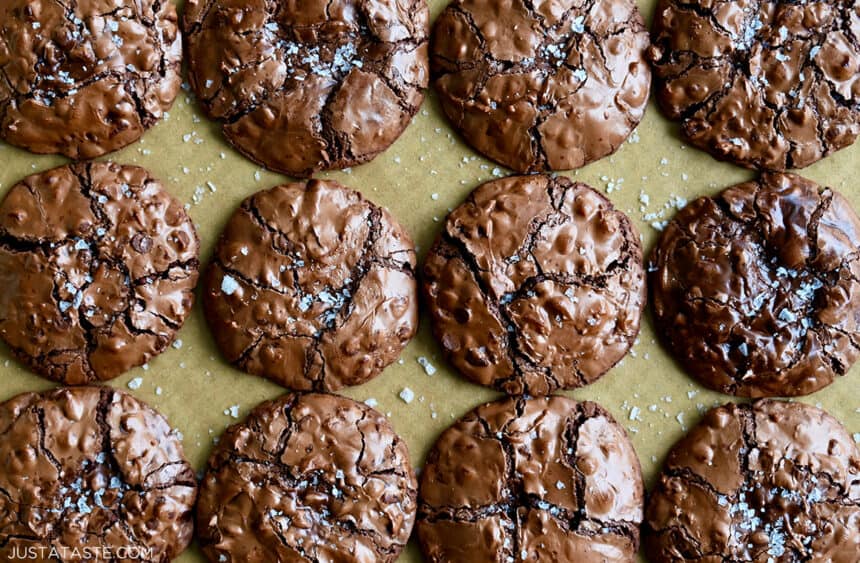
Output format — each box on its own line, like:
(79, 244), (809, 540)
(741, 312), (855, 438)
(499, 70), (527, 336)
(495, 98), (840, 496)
(431, 0), (650, 173)
(0, 162), (200, 384)
(0, 386), (197, 561)
(418, 395), (644, 562)
(650, 172), (860, 397)
(0, 0), (182, 159)
(197, 392), (417, 562)
(648, 0), (860, 171)
(645, 400), (860, 562)
(183, 0), (429, 177)
(203, 179), (418, 391)
(423, 175), (645, 396)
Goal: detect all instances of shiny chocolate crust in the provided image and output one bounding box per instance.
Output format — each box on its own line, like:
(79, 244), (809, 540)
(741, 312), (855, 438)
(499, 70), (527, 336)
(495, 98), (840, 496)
(0, 0), (182, 159)
(417, 395), (644, 562)
(197, 392), (418, 563)
(650, 172), (860, 397)
(645, 400), (860, 562)
(0, 162), (200, 384)
(430, 0), (651, 173)
(203, 179), (418, 391)
(648, 0), (860, 171)
(0, 386), (197, 561)
(423, 175), (645, 396)
(183, 0), (429, 178)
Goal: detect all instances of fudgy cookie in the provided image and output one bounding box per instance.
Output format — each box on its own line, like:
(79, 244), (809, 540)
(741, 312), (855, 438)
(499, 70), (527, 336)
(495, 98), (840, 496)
(0, 386), (197, 562)
(203, 179), (418, 391)
(0, 162), (199, 384)
(431, 0), (650, 173)
(0, 0), (182, 159)
(645, 400), (860, 562)
(418, 395), (644, 562)
(650, 172), (860, 397)
(648, 0), (860, 171)
(197, 392), (417, 562)
(183, 0), (429, 177)
(423, 175), (645, 396)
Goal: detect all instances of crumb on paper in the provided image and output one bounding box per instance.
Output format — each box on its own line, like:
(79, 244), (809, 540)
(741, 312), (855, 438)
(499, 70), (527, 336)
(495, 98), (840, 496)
(127, 377), (143, 390)
(224, 405), (240, 418)
(365, 398), (378, 408)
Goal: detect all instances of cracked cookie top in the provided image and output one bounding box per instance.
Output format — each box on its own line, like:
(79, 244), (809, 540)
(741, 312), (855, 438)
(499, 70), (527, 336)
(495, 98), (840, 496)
(417, 395), (644, 562)
(0, 386), (197, 562)
(650, 172), (860, 397)
(0, 162), (200, 384)
(183, 0), (429, 178)
(202, 179), (418, 392)
(648, 0), (860, 171)
(197, 392), (417, 563)
(645, 400), (860, 562)
(430, 0), (651, 173)
(0, 0), (182, 159)
(423, 174), (645, 396)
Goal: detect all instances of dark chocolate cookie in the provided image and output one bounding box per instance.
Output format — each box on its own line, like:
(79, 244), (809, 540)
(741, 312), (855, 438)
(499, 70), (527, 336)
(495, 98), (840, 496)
(431, 0), (650, 173)
(0, 0), (182, 159)
(648, 0), (860, 171)
(645, 400), (860, 562)
(0, 386), (197, 562)
(203, 179), (418, 391)
(0, 162), (199, 384)
(650, 172), (860, 397)
(183, 0), (429, 177)
(418, 395), (644, 562)
(423, 174), (645, 396)
(197, 392), (417, 563)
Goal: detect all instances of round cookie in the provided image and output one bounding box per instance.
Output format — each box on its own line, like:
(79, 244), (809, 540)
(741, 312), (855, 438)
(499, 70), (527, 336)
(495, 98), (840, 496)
(423, 174), (645, 396)
(0, 386), (197, 561)
(418, 395), (644, 562)
(650, 172), (860, 397)
(645, 400), (860, 562)
(183, 0), (429, 177)
(0, 0), (182, 159)
(431, 0), (650, 173)
(197, 392), (417, 563)
(0, 162), (200, 384)
(203, 179), (418, 391)
(648, 0), (860, 171)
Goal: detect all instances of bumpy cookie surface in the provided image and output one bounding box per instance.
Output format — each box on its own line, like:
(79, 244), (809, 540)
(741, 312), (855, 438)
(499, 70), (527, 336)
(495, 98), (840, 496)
(650, 172), (860, 397)
(431, 0), (651, 173)
(418, 395), (644, 562)
(0, 386), (197, 562)
(423, 175), (645, 395)
(645, 400), (860, 562)
(0, 162), (200, 384)
(183, 0), (429, 177)
(197, 392), (418, 563)
(203, 179), (418, 391)
(648, 0), (860, 170)
(0, 0), (182, 158)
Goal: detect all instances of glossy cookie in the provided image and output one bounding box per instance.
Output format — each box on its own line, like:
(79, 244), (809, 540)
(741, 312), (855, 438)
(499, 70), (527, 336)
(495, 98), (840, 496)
(650, 172), (860, 397)
(418, 395), (644, 562)
(645, 400), (860, 562)
(423, 174), (645, 395)
(0, 162), (199, 384)
(183, 0), (429, 177)
(197, 392), (418, 562)
(649, 0), (860, 170)
(0, 386), (197, 561)
(431, 0), (650, 172)
(0, 0), (182, 158)
(203, 179), (418, 391)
